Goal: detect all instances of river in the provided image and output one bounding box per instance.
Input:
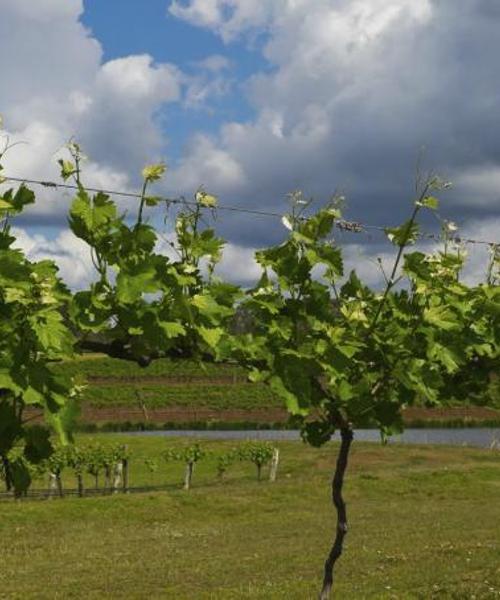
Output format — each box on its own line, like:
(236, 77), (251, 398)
(126, 428), (500, 449)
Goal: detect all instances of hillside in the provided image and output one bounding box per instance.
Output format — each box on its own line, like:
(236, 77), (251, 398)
(39, 354), (500, 430)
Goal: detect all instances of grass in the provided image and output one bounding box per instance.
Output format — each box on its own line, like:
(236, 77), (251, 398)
(83, 381), (279, 410)
(51, 354), (281, 412)
(51, 354), (247, 379)
(1, 436), (499, 598)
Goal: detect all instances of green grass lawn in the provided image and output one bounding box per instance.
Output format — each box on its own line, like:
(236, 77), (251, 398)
(1, 436), (499, 599)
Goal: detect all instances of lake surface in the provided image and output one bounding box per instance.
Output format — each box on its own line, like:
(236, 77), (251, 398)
(127, 428), (500, 449)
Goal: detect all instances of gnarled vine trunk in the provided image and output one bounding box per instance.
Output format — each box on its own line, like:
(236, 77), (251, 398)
(2, 456), (13, 492)
(319, 426), (354, 600)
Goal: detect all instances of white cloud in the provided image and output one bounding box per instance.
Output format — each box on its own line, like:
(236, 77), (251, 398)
(0, 0), (83, 22)
(168, 0), (500, 247)
(1, 0), (498, 282)
(459, 217), (500, 285)
(168, 134), (247, 193)
(0, 1), (185, 222)
(12, 227), (96, 289)
(193, 54), (232, 72)
(169, 0), (276, 41)
(96, 55), (181, 103)
(340, 214), (500, 289)
(169, 0), (432, 43)
(216, 242), (261, 284)
(452, 166), (500, 208)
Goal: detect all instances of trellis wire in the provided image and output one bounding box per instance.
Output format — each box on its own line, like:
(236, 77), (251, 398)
(1, 174), (498, 249)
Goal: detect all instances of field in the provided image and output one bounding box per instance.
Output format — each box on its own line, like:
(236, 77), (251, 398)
(43, 355), (500, 430)
(1, 435), (499, 599)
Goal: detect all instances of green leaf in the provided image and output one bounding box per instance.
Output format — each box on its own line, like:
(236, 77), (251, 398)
(69, 189), (117, 243)
(269, 376), (307, 416)
(385, 220), (420, 246)
(304, 244), (343, 275)
(198, 326), (223, 348)
(0, 185), (35, 215)
(427, 342), (461, 373)
(58, 159), (76, 181)
(9, 458), (32, 495)
(299, 208), (337, 241)
(44, 397), (80, 445)
(191, 293), (231, 320)
(28, 310), (74, 354)
(12, 185), (35, 210)
(23, 386), (45, 406)
(159, 321), (186, 339)
(23, 426), (53, 463)
(116, 264), (159, 304)
(0, 371), (22, 395)
(418, 196), (439, 210)
(0, 401), (22, 455)
(423, 306), (460, 331)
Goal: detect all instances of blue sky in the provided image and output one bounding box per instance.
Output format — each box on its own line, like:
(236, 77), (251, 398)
(81, 0), (268, 164)
(0, 0), (499, 287)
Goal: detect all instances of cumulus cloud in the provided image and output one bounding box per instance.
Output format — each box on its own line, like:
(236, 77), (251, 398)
(168, 0), (500, 249)
(169, 0), (276, 42)
(167, 133), (247, 192)
(12, 227), (96, 289)
(1, 0), (498, 291)
(11, 225), (262, 291)
(0, 0), (184, 222)
(215, 242), (262, 284)
(452, 166), (500, 209)
(177, 54), (235, 114)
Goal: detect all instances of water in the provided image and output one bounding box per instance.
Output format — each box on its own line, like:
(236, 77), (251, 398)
(126, 428), (500, 449)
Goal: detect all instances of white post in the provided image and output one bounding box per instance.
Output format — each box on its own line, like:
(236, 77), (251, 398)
(112, 461), (123, 493)
(269, 448), (280, 482)
(184, 462), (193, 490)
(48, 472), (58, 499)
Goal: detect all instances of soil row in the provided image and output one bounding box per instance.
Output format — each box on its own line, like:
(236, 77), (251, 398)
(24, 405), (500, 425)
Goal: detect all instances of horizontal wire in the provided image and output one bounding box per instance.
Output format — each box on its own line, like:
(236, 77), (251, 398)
(1, 175), (499, 248)
(2, 175), (285, 218)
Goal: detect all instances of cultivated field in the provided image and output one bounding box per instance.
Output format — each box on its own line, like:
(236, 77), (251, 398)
(42, 355), (500, 430)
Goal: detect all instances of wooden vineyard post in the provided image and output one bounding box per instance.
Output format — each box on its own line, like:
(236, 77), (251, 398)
(48, 472), (58, 499)
(269, 448), (280, 482)
(122, 445), (129, 493)
(104, 465), (111, 492)
(184, 462), (194, 491)
(112, 461), (123, 494)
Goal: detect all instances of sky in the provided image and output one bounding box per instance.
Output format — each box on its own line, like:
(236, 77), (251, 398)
(0, 0), (499, 288)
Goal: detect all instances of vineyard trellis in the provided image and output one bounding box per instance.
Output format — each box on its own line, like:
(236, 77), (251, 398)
(1, 134), (499, 597)
(0, 441), (279, 500)
(1, 174), (499, 249)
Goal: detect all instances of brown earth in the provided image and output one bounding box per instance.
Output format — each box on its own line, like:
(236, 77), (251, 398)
(24, 405), (500, 425)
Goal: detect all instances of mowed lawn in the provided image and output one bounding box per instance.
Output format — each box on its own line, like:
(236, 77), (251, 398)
(1, 436), (499, 599)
